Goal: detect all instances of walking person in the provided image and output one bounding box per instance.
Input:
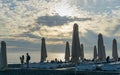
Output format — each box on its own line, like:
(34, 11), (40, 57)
(26, 53), (31, 68)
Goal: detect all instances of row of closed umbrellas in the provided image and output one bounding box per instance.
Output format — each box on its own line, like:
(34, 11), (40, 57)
(40, 23), (119, 63)
(0, 23), (118, 71)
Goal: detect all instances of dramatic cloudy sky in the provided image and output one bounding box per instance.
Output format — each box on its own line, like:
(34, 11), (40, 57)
(0, 0), (120, 63)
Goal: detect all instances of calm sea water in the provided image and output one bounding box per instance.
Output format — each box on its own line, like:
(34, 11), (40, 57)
(7, 50), (114, 64)
(7, 51), (66, 64)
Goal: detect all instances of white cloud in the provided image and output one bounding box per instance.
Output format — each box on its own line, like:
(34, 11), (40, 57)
(46, 40), (64, 45)
(0, 0), (120, 60)
(38, 25), (73, 39)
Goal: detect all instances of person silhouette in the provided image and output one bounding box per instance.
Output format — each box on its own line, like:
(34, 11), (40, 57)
(20, 55), (24, 68)
(26, 53), (30, 68)
(106, 56), (110, 63)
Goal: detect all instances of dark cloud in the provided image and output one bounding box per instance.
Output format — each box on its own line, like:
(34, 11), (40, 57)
(80, 30), (97, 47)
(17, 0), (29, 1)
(5, 39), (40, 52)
(11, 32), (41, 40)
(104, 24), (120, 35)
(77, 0), (120, 14)
(80, 30), (111, 52)
(36, 15), (92, 26)
(112, 25), (120, 34)
(29, 26), (41, 32)
(44, 0), (52, 2)
(21, 32), (40, 39)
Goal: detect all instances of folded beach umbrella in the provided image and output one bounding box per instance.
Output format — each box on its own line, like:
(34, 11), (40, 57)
(71, 23), (81, 64)
(93, 45), (97, 60)
(0, 41), (7, 70)
(40, 38), (47, 63)
(80, 44), (84, 60)
(98, 33), (106, 61)
(112, 39), (118, 61)
(65, 41), (70, 62)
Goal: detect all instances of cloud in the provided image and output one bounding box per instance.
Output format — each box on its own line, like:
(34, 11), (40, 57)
(17, 0), (29, 1)
(19, 32), (41, 39)
(4, 38), (41, 52)
(46, 40), (64, 45)
(37, 25), (73, 39)
(0, 0), (120, 60)
(36, 15), (92, 26)
(76, 0), (120, 14)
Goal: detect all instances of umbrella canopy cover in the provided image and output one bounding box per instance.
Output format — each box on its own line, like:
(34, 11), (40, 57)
(71, 23), (81, 64)
(65, 41), (70, 62)
(112, 39), (118, 61)
(0, 41), (7, 70)
(40, 38), (47, 62)
(80, 44), (84, 60)
(98, 33), (106, 61)
(93, 45), (97, 60)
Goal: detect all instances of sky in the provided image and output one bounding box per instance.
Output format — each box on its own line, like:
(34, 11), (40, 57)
(0, 0), (120, 63)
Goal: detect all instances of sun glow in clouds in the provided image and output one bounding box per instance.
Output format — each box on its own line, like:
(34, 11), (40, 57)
(54, 2), (74, 17)
(0, 0), (120, 64)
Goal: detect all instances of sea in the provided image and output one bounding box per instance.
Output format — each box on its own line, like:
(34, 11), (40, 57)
(7, 51), (65, 64)
(7, 50), (111, 64)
